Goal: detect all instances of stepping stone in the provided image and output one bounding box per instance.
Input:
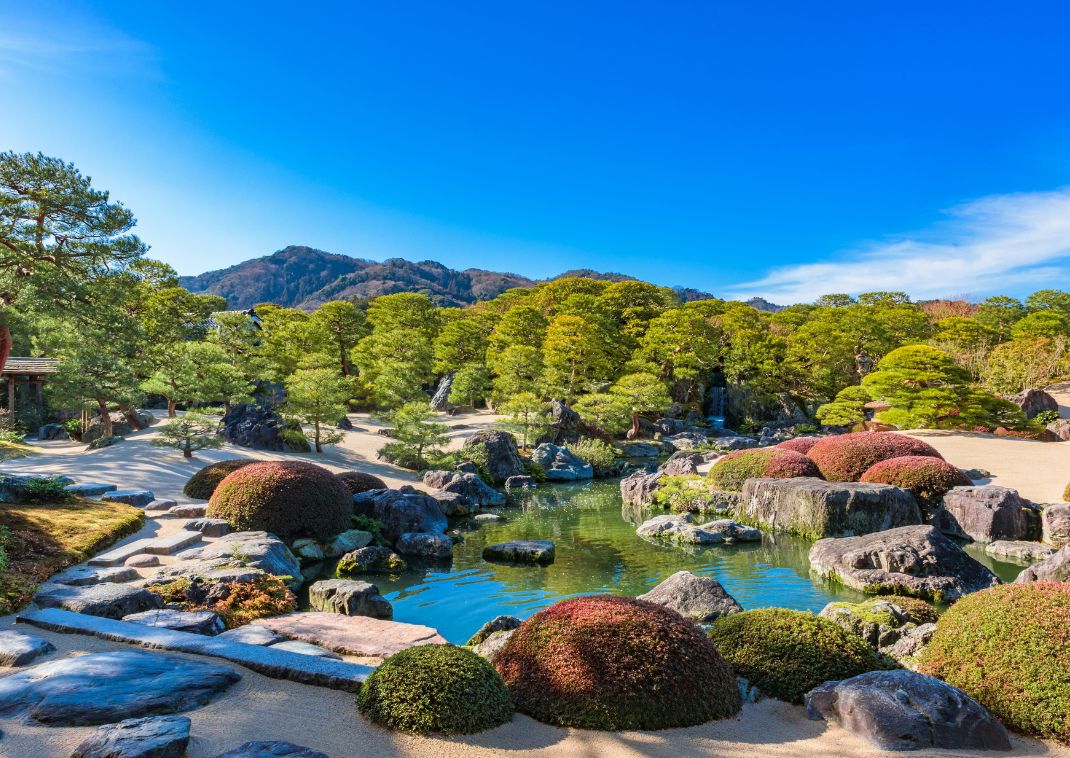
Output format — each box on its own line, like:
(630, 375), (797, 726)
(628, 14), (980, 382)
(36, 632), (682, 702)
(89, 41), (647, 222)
(145, 531), (202, 555)
(217, 625), (284, 646)
(52, 565), (139, 586)
(483, 540), (556, 565)
(145, 499), (178, 512)
(64, 482), (117, 498)
(103, 490), (156, 507)
(126, 554), (161, 568)
(187, 517), (231, 537)
(168, 503), (206, 518)
(71, 715), (191, 758)
(308, 579), (392, 619)
(254, 612), (446, 658)
(474, 513), (503, 522)
(123, 609), (225, 636)
(213, 741), (328, 758)
(0, 649), (240, 725)
(0, 630), (54, 667)
(34, 583), (162, 619)
(269, 640), (342, 659)
(89, 538), (157, 567)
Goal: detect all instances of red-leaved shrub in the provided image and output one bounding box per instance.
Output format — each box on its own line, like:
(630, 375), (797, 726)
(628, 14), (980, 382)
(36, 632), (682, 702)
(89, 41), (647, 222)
(776, 437), (820, 454)
(806, 431), (943, 482)
(207, 460), (352, 541)
(183, 459), (257, 499)
(494, 595), (741, 730)
(706, 447), (821, 491)
(860, 455), (971, 507)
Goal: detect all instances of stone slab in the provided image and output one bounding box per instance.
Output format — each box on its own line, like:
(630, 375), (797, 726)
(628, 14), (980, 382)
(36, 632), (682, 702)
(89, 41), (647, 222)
(89, 538), (157, 567)
(269, 640), (341, 659)
(71, 715), (191, 758)
(64, 482), (118, 498)
(33, 582), (162, 619)
(52, 565), (139, 586)
(252, 611), (446, 658)
(145, 499), (178, 512)
(212, 742), (328, 758)
(144, 530), (202, 555)
(0, 630), (54, 667)
(103, 490), (156, 507)
(167, 503), (207, 518)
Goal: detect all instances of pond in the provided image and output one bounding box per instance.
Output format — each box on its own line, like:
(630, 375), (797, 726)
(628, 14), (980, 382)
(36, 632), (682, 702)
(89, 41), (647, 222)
(344, 479), (1022, 644)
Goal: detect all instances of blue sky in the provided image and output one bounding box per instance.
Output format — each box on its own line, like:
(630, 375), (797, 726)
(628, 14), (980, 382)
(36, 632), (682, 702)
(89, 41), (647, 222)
(2, 2), (1070, 302)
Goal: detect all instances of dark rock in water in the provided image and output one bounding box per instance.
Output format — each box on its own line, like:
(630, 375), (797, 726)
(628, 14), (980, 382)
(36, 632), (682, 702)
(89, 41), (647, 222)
(430, 373), (454, 411)
(0, 650), (240, 725)
(308, 579), (392, 619)
(531, 443), (593, 481)
(809, 525), (1000, 602)
(123, 609), (226, 636)
(806, 670), (1011, 751)
(638, 571), (742, 623)
(620, 470), (663, 506)
(461, 430), (525, 482)
(353, 488), (447, 542)
(219, 397), (309, 452)
(504, 474), (536, 490)
(71, 715), (191, 758)
(984, 539), (1056, 563)
(212, 741), (329, 758)
(34, 582), (162, 619)
(395, 532), (453, 559)
(1006, 388), (1058, 419)
(1015, 544), (1070, 583)
(938, 486), (1038, 543)
(0, 631), (54, 667)
(336, 546), (407, 575)
(466, 615), (521, 646)
(422, 470), (505, 510)
(483, 540), (555, 565)
(37, 423), (68, 441)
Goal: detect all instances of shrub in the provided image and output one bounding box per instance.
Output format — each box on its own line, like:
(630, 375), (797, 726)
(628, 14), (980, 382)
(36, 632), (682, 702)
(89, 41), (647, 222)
(183, 459), (256, 500)
(11, 476), (73, 503)
(706, 447), (821, 492)
(806, 431), (943, 482)
(206, 461), (352, 542)
(860, 456), (971, 507)
(494, 595), (741, 730)
(351, 514), (390, 547)
(357, 644), (513, 734)
(776, 436), (820, 454)
(149, 574), (297, 629)
(707, 608), (892, 704)
(567, 437), (619, 475)
(919, 583), (1070, 743)
(337, 471), (387, 494)
(1035, 409), (1061, 425)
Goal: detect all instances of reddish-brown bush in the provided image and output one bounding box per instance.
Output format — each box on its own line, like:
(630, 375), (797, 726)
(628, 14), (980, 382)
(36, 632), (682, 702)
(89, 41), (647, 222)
(706, 447), (821, 491)
(860, 455), (970, 506)
(494, 595), (740, 730)
(775, 437), (820, 454)
(183, 459), (257, 499)
(806, 431), (943, 482)
(337, 471), (387, 494)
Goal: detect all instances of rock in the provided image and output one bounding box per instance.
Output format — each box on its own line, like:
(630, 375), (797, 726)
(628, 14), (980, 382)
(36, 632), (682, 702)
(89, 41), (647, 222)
(34, 582), (163, 619)
(883, 623), (937, 670)
(395, 532), (453, 559)
(64, 482), (117, 497)
(711, 435), (759, 451)
(474, 513), (503, 522)
(938, 486), (1037, 543)
(0, 474), (75, 503)
(102, 490), (156, 507)
(352, 488), (447, 542)
(87, 435), (124, 450)
(961, 468), (992, 480)
(125, 554), (160, 568)
(83, 411), (155, 444)
(167, 503), (206, 518)
(1046, 418), (1070, 441)
(51, 565), (139, 586)
(819, 597), (937, 662)
(308, 579), (392, 619)
(539, 399), (583, 445)
(71, 715), (191, 758)
(805, 670), (1011, 752)
(268, 640), (342, 659)
(324, 529), (373, 558)
(532, 443), (594, 480)
(738, 477), (922, 539)
(461, 429), (525, 482)
(253, 611), (446, 658)
(292, 538), (326, 563)
(430, 373), (454, 410)
(429, 490), (467, 515)
(422, 470), (506, 510)
(619, 442), (662, 458)
(653, 417), (686, 435)
(637, 571), (743, 622)
(1015, 544), (1070, 583)
(1006, 388), (1058, 419)
(504, 474), (535, 490)
(466, 615), (522, 646)
(336, 546), (407, 575)
(186, 517), (232, 537)
(336, 415), (354, 430)
(455, 460), (479, 474)
(620, 470), (663, 506)
(0, 650), (239, 725)
(636, 513), (727, 545)
(662, 432), (709, 451)
(482, 540), (555, 565)
(698, 519), (762, 542)
(170, 531), (302, 585)
(212, 741), (329, 758)
(123, 609), (226, 636)
(658, 451), (710, 476)
(219, 398), (309, 452)
(0, 631), (54, 667)
(985, 540), (1057, 563)
(471, 629), (514, 663)
(1042, 503), (1070, 546)
(37, 422), (68, 441)
(217, 625), (285, 646)
(144, 499), (176, 512)
(809, 525), (1000, 602)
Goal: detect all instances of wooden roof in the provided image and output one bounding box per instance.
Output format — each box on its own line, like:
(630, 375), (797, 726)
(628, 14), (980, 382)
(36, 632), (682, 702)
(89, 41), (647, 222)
(2, 357), (59, 376)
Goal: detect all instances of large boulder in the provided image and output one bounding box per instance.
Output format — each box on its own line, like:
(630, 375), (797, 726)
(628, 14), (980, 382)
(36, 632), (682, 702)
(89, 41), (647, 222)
(658, 451), (713, 476)
(71, 715), (192, 758)
(429, 373), (454, 411)
(167, 531), (302, 584)
(352, 487), (447, 542)
(1006, 388), (1058, 419)
(461, 430), (525, 482)
(805, 670), (1011, 752)
(985, 540), (1057, 563)
(620, 470), (662, 506)
(938, 486), (1038, 543)
(531, 443), (593, 481)
(37, 423), (68, 441)
(34, 583), (162, 619)
(218, 397), (308, 452)
(394, 532), (453, 559)
(738, 477), (922, 539)
(1042, 503), (1070, 546)
(0, 631), (54, 667)
(83, 410), (155, 444)
(637, 571), (743, 623)
(422, 470), (505, 511)
(809, 525), (1000, 602)
(541, 398), (582, 444)
(1014, 545), (1070, 583)
(482, 540), (555, 565)
(308, 579), (392, 619)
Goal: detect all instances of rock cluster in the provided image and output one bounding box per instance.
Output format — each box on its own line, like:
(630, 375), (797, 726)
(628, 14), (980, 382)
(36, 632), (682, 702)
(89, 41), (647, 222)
(531, 443), (593, 480)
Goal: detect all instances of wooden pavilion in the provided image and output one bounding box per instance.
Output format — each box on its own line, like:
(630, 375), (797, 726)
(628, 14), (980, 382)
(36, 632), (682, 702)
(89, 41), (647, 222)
(2, 357), (59, 423)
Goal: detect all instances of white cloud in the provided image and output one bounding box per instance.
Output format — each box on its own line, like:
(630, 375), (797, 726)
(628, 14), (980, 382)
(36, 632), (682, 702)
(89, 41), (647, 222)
(0, 16), (154, 79)
(726, 188), (1070, 303)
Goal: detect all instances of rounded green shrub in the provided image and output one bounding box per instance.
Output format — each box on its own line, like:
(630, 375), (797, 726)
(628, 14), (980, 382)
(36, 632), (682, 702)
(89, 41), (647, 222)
(707, 447), (821, 492)
(806, 431), (943, 482)
(919, 583), (1070, 744)
(357, 644), (513, 734)
(337, 470), (387, 494)
(494, 595), (741, 730)
(707, 608), (891, 704)
(860, 455), (970, 507)
(182, 459), (256, 499)
(776, 436), (820, 454)
(206, 460), (352, 542)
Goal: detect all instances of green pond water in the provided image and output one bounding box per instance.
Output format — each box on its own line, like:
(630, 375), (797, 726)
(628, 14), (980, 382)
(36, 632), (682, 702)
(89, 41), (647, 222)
(344, 479), (1026, 643)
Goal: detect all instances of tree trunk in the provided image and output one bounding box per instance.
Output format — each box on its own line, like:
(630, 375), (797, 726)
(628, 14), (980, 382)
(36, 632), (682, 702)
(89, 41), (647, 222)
(168, 398), (177, 417)
(630, 413), (640, 440)
(314, 422), (322, 453)
(97, 397), (112, 438)
(120, 403), (144, 430)
(0, 324), (10, 376)
(183, 445), (192, 458)
(340, 345), (351, 377)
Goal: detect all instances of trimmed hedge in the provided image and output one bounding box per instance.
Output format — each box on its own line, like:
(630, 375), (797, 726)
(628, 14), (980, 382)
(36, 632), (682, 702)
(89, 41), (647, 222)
(337, 471), (387, 495)
(494, 595), (741, 730)
(806, 431), (943, 482)
(707, 447), (821, 492)
(919, 583), (1070, 744)
(860, 455), (971, 507)
(357, 644), (513, 734)
(183, 459), (256, 499)
(776, 437), (820, 455)
(708, 608), (891, 704)
(206, 461), (352, 542)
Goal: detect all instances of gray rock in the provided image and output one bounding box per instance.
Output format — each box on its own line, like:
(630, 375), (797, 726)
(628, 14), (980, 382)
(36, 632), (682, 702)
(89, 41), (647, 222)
(52, 565), (139, 586)
(466, 615), (521, 646)
(1046, 418), (1070, 441)
(64, 482), (117, 497)
(698, 519), (762, 542)
(540, 399), (583, 445)
(985, 540), (1057, 563)
(883, 623), (937, 670)
(819, 597), (937, 666)
(474, 513), (503, 522)
(636, 513), (727, 544)
(483, 540), (555, 565)
(1042, 503), (1070, 546)
(336, 546), (407, 575)
(805, 670), (1011, 751)
(83, 410), (155, 444)
(461, 429), (525, 482)
(352, 488), (447, 542)
(430, 373), (454, 411)
(422, 470), (506, 510)
(125, 554), (161, 568)
(620, 470), (663, 506)
(1006, 388), (1058, 419)
(144, 499), (177, 512)
(662, 432), (710, 451)
(217, 625), (285, 646)
(292, 538), (326, 563)
(212, 740), (329, 758)
(531, 443), (593, 480)
(71, 715), (192, 758)
(1015, 544), (1070, 583)
(619, 442), (662, 458)
(654, 417), (686, 435)
(167, 503), (205, 518)
(738, 477), (922, 539)
(38, 422), (68, 441)
(308, 579), (392, 619)
(103, 490), (156, 507)
(34, 582), (163, 619)
(268, 640), (341, 659)
(394, 532), (453, 559)
(323, 529), (373, 558)
(712, 435), (759, 451)
(219, 397), (310, 452)
(0, 650), (239, 725)
(637, 571), (743, 622)
(504, 474), (536, 490)
(658, 451), (711, 476)
(170, 531), (302, 585)
(429, 489), (467, 515)
(0, 631), (54, 667)
(187, 518), (232, 537)
(471, 630), (514, 663)
(123, 609), (226, 636)
(810, 525), (1000, 602)
(938, 486), (1037, 543)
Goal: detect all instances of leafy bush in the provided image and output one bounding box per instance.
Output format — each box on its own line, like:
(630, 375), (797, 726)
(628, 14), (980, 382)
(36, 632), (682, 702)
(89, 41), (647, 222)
(13, 476), (73, 503)
(708, 608), (892, 704)
(651, 475), (714, 512)
(0, 430), (25, 444)
(567, 437), (619, 475)
(337, 471), (387, 494)
(494, 595), (741, 730)
(775, 436), (820, 454)
(860, 455), (971, 507)
(919, 583), (1070, 743)
(183, 459), (256, 500)
(207, 461), (352, 542)
(1035, 409), (1061, 425)
(706, 447), (821, 492)
(63, 418), (83, 441)
(149, 574), (297, 629)
(351, 514), (390, 547)
(357, 644), (513, 734)
(806, 431), (943, 482)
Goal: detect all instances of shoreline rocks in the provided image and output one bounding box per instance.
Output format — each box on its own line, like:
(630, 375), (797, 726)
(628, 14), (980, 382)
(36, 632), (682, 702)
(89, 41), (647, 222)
(532, 443), (593, 481)
(938, 486), (1037, 543)
(483, 540), (555, 565)
(637, 571), (743, 622)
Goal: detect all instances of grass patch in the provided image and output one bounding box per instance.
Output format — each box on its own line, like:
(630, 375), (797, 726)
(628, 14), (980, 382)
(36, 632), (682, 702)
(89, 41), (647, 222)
(0, 497), (145, 614)
(0, 441), (35, 462)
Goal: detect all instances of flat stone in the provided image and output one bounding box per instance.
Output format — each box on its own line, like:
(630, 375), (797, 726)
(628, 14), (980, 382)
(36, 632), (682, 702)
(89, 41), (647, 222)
(103, 490), (156, 507)
(482, 540), (556, 565)
(1015, 544), (1070, 583)
(0, 630), (54, 667)
(985, 540), (1057, 563)
(144, 499), (177, 512)
(125, 554), (161, 568)
(89, 538), (157, 567)
(167, 503), (205, 518)
(171, 531), (301, 585)
(308, 579), (392, 619)
(71, 715), (191, 758)
(52, 565), (139, 586)
(806, 670), (1011, 751)
(212, 741), (328, 758)
(394, 532), (453, 559)
(186, 517), (231, 537)
(253, 611), (446, 658)
(145, 530), (202, 555)
(64, 482), (117, 498)
(474, 512), (503, 522)
(323, 529), (373, 558)
(0, 649), (239, 725)
(636, 513), (727, 545)
(123, 608), (225, 636)
(34, 582), (162, 619)
(637, 571), (743, 622)
(698, 519), (762, 542)
(269, 640), (341, 659)
(217, 625), (284, 646)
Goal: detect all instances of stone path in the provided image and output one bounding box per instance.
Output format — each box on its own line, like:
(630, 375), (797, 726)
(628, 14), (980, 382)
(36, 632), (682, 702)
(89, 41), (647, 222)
(252, 612), (447, 658)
